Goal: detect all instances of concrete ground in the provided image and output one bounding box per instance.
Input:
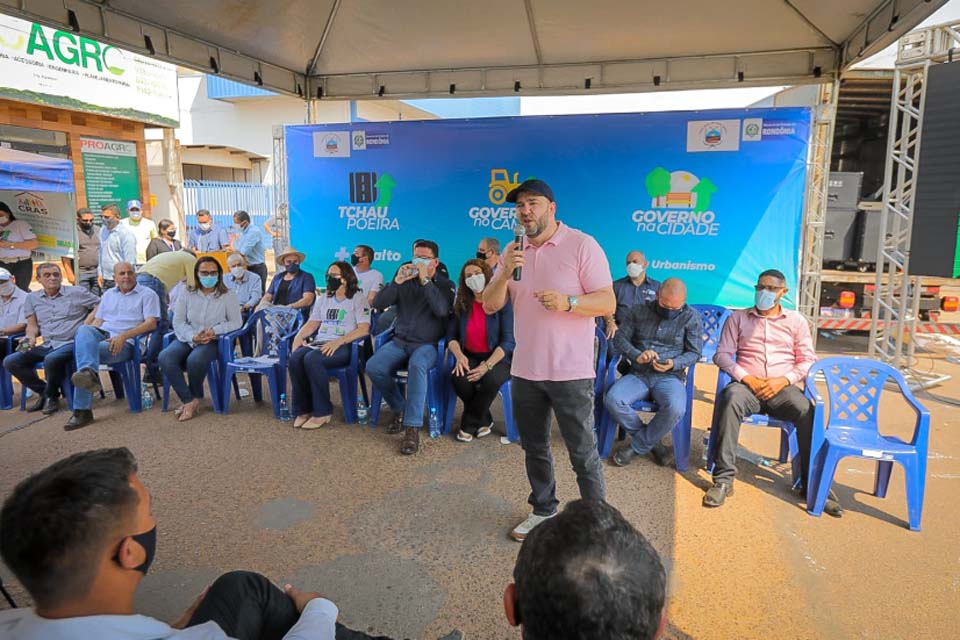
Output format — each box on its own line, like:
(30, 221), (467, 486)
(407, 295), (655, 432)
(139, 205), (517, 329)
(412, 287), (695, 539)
(1, 333), (958, 639)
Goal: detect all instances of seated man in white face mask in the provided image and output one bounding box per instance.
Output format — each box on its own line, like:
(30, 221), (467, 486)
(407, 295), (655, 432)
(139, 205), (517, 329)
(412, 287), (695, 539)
(223, 252), (263, 313)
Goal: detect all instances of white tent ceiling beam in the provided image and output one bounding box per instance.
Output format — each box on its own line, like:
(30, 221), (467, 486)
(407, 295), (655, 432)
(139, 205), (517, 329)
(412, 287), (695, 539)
(0, 0), (947, 101)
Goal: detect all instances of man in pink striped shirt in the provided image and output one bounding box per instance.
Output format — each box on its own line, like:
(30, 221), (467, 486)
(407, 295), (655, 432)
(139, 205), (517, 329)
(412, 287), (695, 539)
(709, 269), (842, 516)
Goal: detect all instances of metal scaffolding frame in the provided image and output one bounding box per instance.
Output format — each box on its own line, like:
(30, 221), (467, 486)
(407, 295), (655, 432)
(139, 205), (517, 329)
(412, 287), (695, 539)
(868, 20), (960, 389)
(271, 125), (289, 254)
(798, 81), (839, 349)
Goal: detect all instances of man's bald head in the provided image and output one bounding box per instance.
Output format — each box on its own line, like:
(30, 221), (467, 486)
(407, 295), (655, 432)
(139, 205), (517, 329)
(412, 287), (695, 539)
(626, 250), (646, 265)
(658, 277), (686, 310)
(113, 262), (136, 292)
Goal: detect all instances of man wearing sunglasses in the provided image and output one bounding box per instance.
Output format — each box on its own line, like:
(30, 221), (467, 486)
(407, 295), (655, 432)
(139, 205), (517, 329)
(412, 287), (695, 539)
(709, 269), (842, 517)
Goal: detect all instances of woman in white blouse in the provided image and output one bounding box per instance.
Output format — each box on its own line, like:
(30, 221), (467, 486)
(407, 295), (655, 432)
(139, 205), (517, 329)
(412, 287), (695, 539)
(0, 201), (40, 291)
(288, 261), (370, 429)
(159, 256), (241, 421)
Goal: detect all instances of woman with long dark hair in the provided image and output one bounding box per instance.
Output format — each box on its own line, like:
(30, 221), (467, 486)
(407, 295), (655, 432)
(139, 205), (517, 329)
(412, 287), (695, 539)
(288, 261), (370, 429)
(0, 201), (40, 291)
(145, 219), (182, 260)
(159, 256), (241, 422)
(447, 258), (513, 442)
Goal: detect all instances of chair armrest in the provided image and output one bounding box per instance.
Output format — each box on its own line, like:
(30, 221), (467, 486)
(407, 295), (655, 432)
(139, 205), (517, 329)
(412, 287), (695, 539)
(373, 326), (395, 350)
(890, 370), (932, 446)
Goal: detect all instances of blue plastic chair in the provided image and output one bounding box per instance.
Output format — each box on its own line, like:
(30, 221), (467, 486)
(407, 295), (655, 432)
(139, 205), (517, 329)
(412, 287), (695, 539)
(0, 333), (25, 409)
(368, 326), (446, 428)
(98, 334), (153, 413)
(159, 331), (227, 414)
(220, 308), (303, 418)
(15, 361), (76, 411)
(323, 336), (368, 424)
(804, 356), (930, 531)
(596, 304), (729, 472)
(705, 365), (801, 487)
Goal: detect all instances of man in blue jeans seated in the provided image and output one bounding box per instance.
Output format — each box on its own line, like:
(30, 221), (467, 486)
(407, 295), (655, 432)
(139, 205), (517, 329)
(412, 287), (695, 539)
(368, 240), (455, 456)
(604, 278), (702, 468)
(65, 262), (160, 430)
(0, 447), (421, 640)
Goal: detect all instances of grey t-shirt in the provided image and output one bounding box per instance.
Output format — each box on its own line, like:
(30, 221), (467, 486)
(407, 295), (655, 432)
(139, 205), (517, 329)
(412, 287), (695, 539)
(307, 292), (371, 344)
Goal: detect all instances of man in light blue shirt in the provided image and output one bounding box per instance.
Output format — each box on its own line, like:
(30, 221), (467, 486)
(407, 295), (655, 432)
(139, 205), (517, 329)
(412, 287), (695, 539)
(230, 210), (268, 294)
(99, 204), (137, 290)
(224, 251), (262, 312)
(65, 262), (160, 430)
(0, 448), (369, 640)
(187, 209), (230, 252)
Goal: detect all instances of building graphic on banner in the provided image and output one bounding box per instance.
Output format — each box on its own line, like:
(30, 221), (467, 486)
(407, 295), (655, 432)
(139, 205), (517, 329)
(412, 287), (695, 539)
(633, 167), (719, 236)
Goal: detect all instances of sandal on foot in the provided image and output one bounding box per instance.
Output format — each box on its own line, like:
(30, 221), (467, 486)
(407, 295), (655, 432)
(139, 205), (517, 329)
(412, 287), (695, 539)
(456, 429), (474, 442)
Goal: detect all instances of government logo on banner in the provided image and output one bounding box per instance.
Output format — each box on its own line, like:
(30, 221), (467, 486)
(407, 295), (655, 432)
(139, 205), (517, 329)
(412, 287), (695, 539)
(337, 171), (399, 230)
(686, 119), (741, 152)
(632, 168), (719, 237)
(467, 168), (526, 229)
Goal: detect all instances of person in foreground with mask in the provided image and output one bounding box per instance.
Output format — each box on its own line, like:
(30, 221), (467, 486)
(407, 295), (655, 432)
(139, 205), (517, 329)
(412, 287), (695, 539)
(99, 204), (137, 291)
(368, 240), (455, 455)
(710, 269), (841, 516)
(287, 261), (370, 429)
(224, 251), (263, 313)
(259, 247), (316, 321)
(0, 447), (400, 640)
(605, 278), (702, 469)
(120, 199), (158, 266)
(446, 259), (513, 443)
(604, 250), (660, 342)
(187, 209), (231, 252)
(159, 257), (241, 422)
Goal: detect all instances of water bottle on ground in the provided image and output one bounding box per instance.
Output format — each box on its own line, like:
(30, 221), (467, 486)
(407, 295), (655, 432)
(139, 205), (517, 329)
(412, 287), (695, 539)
(141, 383), (154, 410)
(356, 397), (369, 425)
(428, 407), (440, 439)
(279, 393), (291, 421)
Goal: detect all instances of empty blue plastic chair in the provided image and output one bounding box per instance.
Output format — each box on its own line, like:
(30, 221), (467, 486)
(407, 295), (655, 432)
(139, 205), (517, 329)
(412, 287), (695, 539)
(368, 326), (446, 428)
(324, 337), (368, 424)
(804, 356), (929, 531)
(220, 308), (303, 418)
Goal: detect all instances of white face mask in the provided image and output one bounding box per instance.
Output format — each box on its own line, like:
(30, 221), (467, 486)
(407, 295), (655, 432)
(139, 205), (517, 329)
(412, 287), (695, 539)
(129, 211), (142, 221)
(198, 222), (212, 231)
(465, 273), (486, 293)
(0, 281), (14, 296)
(626, 262), (645, 278)
(229, 266), (245, 279)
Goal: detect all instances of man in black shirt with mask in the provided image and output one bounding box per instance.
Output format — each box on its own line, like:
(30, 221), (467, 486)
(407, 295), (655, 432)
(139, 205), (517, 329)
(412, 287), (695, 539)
(61, 208), (101, 296)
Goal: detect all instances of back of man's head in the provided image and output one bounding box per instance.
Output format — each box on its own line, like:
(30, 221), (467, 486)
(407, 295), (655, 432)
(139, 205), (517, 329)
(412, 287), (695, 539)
(509, 500), (666, 640)
(0, 448), (139, 609)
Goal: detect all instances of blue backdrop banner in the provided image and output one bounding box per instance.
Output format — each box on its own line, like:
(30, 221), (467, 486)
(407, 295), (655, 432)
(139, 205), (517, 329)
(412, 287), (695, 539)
(285, 108), (810, 308)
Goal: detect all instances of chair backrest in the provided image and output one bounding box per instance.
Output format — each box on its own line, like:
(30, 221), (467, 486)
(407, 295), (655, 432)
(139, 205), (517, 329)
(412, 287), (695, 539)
(251, 307), (303, 358)
(691, 304), (731, 361)
(806, 356), (900, 431)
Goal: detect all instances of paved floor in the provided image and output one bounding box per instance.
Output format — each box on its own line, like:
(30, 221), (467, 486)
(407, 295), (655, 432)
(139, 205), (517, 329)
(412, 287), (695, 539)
(1, 334), (958, 639)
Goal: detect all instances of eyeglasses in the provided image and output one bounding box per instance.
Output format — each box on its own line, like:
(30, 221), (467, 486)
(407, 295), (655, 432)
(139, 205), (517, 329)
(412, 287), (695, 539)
(754, 285), (783, 292)
(198, 270), (219, 277)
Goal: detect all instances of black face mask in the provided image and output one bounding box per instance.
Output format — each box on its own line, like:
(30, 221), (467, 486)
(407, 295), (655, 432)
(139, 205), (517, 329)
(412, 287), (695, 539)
(476, 251), (487, 260)
(79, 222), (94, 231)
(167, 230), (176, 239)
(115, 525), (157, 575)
(656, 304), (682, 321)
(350, 255), (360, 266)
(326, 275), (342, 290)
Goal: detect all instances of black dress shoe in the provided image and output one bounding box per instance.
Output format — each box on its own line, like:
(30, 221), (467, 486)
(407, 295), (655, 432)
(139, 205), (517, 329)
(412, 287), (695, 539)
(400, 427), (419, 455)
(386, 412), (404, 434)
(26, 394), (48, 412)
(612, 446), (639, 467)
(703, 482), (734, 507)
(64, 410), (94, 431)
(41, 397), (60, 415)
(650, 442), (673, 467)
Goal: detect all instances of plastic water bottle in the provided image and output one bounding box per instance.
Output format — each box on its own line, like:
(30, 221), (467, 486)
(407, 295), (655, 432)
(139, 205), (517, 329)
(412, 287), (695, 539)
(141, 383), (154, 410)
(279, 394), (291, 421)
(356, 397), (369, 425)
(428, 407), (440, 439)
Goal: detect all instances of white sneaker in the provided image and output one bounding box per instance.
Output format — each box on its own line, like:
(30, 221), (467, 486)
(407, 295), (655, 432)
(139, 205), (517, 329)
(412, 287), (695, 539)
(510, 511), (556, 542)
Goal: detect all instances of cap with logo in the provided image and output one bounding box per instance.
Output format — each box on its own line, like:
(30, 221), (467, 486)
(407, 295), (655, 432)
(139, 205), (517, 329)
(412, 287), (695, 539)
(506, 179), (555, 203)
(127, 199), (143, 211)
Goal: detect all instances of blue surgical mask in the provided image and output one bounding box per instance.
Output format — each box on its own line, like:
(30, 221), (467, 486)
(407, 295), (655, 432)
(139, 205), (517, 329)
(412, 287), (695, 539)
(199, 275), (219, 288)
(285, 263), (300, 274)
(755, 289), (778, 311)
(411, 257), (431, 266)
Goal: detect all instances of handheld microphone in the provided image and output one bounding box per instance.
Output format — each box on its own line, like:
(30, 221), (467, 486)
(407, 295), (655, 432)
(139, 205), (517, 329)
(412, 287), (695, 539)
(512, 223), (524, 282)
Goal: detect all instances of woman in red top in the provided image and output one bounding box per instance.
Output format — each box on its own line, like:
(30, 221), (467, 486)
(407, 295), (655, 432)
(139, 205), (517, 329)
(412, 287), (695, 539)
(447, 259), (514, 442)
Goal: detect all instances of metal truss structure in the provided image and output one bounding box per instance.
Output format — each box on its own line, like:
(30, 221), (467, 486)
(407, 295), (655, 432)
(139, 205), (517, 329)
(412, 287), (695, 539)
(868, 20), (960, 389)
(271, 125), (288, 254)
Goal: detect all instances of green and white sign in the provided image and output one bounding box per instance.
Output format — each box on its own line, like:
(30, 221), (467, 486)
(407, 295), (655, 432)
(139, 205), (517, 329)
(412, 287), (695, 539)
(80, 137), (141, 216)
(0, 14), (178, 127)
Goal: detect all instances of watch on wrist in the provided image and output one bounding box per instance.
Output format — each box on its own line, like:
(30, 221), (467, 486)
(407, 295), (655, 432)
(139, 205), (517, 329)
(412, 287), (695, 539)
(566, 295), (579, 312)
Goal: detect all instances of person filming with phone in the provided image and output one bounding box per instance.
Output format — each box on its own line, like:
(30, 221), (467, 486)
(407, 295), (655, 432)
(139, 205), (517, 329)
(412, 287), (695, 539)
(603, 277), (702, 468)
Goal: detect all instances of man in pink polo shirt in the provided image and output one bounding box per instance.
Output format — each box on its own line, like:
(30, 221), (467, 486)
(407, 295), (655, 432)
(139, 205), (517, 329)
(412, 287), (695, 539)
(710, 268), (842, 516)
(483, 179), (615, 542)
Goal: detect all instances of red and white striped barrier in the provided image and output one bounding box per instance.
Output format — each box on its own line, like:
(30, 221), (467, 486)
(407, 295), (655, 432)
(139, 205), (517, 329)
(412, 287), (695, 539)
(817, 318), (960, 334)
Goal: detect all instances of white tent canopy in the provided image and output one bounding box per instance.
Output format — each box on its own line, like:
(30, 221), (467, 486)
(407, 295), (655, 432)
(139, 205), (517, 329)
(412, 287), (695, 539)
(0, 0), (948, 99)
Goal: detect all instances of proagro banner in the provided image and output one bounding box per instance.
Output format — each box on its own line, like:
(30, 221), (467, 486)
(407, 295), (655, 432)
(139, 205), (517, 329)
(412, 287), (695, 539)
(0, 14), (178, 127)
(80, 137), (141, 218)
(286, 108), (810, 308)
(0, 189), (75, 261)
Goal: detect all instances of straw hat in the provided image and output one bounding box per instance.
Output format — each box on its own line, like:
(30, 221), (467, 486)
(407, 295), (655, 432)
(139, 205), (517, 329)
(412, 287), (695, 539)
(275, 247), (306, 264)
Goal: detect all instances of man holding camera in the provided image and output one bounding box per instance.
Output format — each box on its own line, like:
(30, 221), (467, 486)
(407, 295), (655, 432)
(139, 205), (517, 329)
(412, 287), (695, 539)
(604, 277), (702, 468)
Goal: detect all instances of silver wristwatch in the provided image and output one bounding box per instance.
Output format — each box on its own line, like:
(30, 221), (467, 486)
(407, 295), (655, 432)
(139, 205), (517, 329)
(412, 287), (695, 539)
(566, 295), (579, 312)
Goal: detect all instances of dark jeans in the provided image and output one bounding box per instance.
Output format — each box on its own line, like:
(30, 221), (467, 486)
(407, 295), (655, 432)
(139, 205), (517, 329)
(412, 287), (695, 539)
(512, 376), (606, 516)
(136, 273), (168, 374)
(77, 271), (101, 296)
(248, 262), (269, 295)
(159, 340), (219, 403)
(449, 351), (510, 435)
(288, 343), (351, 417)
(2, 258), (32, 292)
(187, 571), (390, 640)
(712, 382), (814, 490)
(2, 343), (74, 399)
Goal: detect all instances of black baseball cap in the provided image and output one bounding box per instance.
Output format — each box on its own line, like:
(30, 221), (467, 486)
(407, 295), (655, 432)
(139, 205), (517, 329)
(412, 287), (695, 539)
(506, 179), (555, 203)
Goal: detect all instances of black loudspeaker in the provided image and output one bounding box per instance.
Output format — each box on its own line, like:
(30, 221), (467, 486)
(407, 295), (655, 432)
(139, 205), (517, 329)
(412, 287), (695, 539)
(909, 61), (960, 277)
